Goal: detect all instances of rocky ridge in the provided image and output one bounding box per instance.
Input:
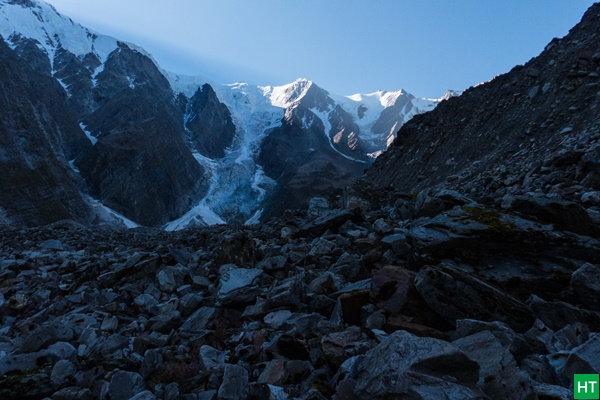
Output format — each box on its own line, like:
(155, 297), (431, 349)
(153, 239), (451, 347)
(367, 2), (600, 210)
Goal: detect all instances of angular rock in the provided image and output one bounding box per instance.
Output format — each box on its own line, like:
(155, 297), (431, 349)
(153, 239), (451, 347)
(148, 310), (182, 333)
(380, 234), (411, 257)
(415, 264), (534, 332)
(521, 355), (560, 386)
(218, 364), (249, 400)
(307, 272), (340, 295)
(453, 319), (532, 361)
(371, 218), (393, 234)
(309, 238), (337, 257)
(264, 310), (293, 329)
(179, 292), (203, 316)
(47, 342), (76, 361)
(134, 294), (160, 315)
(180, 306), (217, 332)
(283, 313), (326, 336)
(331, 252), (362, 280)
(258, 359), (288, 385)
(322, 326), (376, 369)
(218, 268), (263, 304)
(51, 359), (76, 387)
(109, 371), (145, 400)
(268, 276), (304, 309)
(100, 315), (118, 332)
(242, 297), (269, 319)
(297, 209), (360, 238)
(563, 333), (600, 377)
(571, 262), (600, 311)
(257, 256), (287, 272)
(528, 295), (600, 331)
(129, 391), (157, 400)
(453, 330), (535, 400)
(140, 349), (163, 379)
(51, 387), (94, 400)
(199, 345), (227, 371)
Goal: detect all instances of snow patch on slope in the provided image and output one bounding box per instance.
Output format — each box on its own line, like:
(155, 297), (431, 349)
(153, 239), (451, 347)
(89, 197), (140, 229)
(310, 106), (367, 164)
(79, 122), (97, 145)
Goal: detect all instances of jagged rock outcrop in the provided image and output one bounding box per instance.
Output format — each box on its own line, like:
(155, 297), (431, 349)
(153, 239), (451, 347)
(259, 108), (366, 218)
(180, 84), (236, 159)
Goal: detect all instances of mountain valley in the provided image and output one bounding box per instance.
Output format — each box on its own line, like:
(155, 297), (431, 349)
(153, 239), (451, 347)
(1, 1), (600, 399)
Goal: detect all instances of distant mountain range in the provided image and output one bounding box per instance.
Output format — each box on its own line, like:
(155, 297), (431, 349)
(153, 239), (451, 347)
(0, 0), (454, 228)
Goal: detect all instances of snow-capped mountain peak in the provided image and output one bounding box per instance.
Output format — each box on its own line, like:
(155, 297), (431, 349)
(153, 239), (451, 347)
(0, 0), (118, 69)
(267, 78), (315, 108)
(0, 0), (450, 230)
(345, 88), (408, 109)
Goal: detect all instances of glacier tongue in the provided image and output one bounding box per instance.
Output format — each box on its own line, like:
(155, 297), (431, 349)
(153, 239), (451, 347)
(165, 78), (283, 229)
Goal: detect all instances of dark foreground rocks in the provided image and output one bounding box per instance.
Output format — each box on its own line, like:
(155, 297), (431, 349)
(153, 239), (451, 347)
(1, 189), (599, 399)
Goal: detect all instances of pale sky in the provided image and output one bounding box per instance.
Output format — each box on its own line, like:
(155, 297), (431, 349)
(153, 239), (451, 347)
(46, 0), (596, 98)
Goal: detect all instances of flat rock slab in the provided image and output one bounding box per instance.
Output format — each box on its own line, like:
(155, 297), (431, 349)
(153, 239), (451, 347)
(218, 268), (263, 304)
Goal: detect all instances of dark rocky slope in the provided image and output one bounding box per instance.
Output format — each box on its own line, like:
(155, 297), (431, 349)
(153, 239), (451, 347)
(0, 36), (92, 226)
(1, 185), (599, 399)
(368, 3), (600, 208)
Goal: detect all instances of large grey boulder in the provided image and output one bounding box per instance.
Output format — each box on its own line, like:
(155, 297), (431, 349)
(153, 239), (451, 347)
(528, 295), (600, 331)
(504, 195), (599, 237)
(349, 330), (486, 399)
(563, 333), (600, 377)
(453, 331), (536, 400)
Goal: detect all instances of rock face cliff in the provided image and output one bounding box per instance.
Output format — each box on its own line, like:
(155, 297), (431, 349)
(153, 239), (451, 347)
(73, 44), (207, 226)
(0, 36), (92, 226)
(180, 84), (237, 159)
